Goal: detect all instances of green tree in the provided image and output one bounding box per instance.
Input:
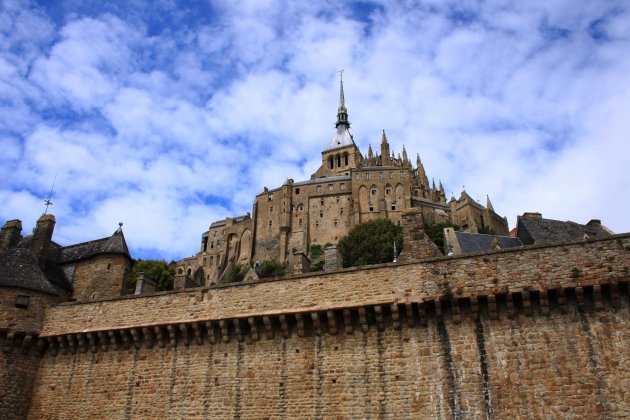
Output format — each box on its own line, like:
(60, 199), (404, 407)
(423, 221), (460, 250)
(126, 259), (175, 293)
(308, 244), (325, 272)
(337, 219), (403, 268)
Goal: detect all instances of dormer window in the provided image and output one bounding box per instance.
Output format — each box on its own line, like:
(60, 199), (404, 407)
(15, 295), (29, 309)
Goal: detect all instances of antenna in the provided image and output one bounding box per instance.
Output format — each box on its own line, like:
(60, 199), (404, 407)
(43, 171), (58, 215)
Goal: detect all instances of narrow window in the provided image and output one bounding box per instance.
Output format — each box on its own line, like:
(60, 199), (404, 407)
(389, 172), (394, 179)
(316, 221), (319, 228)
(334, 219), (338, 227)
(211, 242), (214, 249)
(340, 208), (344, 215)
(107, 263), (111, 270)
(371, 188), (377, 195)
(329, 157), (333, 169)
(270, 206), (273, 213)
(365, 173), (370, 180)
(355, 174), (360, 180)
(187, 268), (192, 276)
(299, 218), (303, 227)
(344, 153), (349, 165)
(385, 187), (391, 195)
(268, 193), (273, 201)
(295, 188), (300, 195)
(379, 172), (384, 179)
(320, 199), (324, 206)
(400, 171), (404, 177)
(320, 211), (323, 218)
(337, 155), (341, 167)
(391, 204), (396, 211)
(268, 220), (272, 228)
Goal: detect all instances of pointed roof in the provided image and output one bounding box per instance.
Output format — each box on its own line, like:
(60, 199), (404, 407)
(486, 195), (495, 212)
(58, 228), (131, 264)
(382, 129), (388, 144)
(325, 71), (355, 151)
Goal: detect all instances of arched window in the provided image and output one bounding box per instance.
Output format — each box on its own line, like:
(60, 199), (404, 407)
(187, 268), (192, 276)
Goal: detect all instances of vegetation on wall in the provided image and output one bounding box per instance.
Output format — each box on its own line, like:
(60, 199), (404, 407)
(126, 259), (175, 293)
(337, 219), (403, 268)
(255, 259), (287, 278)
(224, 263), (249, 283)
(424, 221), (460, 250)
(308, 244), (325, 272)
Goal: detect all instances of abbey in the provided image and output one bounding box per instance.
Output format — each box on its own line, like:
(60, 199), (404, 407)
(177, 76), (508, 283)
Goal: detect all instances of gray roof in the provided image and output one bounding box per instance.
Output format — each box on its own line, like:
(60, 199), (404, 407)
(517, 217), (613, 246)
(0, 236), (68, 295)
(325, 126), (355, 151)
(455, 231), (523, 254)
(0, 228), (130, 295)
(58, 229), (130, 264)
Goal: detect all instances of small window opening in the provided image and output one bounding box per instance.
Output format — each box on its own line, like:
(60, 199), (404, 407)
(107, 263), (111, 270)
(328, 184), (334, 191)
(295, 188), (300, 194)
(268, 193), (273, 201)
(15, 295), (30, 309)
(369, 205), (374, 212)
(316, 186), (322, 193)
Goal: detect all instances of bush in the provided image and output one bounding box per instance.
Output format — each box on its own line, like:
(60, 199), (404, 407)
(424, 221), (460, 250)
(224, 263), (248, 283)
(337, 219), (403, 268)
(256, 259), (287, 278)
(126, 259), (174, 293)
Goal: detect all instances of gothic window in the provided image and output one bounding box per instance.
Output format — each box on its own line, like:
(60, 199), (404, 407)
(337, 155), (341, 167)
(344, 153), (349, 165)
(389, 172), (394, 179)
(371, 187), (377, 196)
(365, 173), (370, 180)
(385, 187), (391, 195)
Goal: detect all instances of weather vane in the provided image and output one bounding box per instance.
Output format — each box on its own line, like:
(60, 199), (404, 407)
(43, 171), (58, 215)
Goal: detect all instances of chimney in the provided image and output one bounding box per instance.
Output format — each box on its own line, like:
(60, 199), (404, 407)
(31, 214), (56, 268)
(522, 212), (542, 220)
(0, 219), (23, 252)
(587, 219), (601, 227)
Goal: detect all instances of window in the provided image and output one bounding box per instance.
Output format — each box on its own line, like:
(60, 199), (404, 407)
(268, 193), (273, 201)
(15, 295), (29, 309)
(389, 172), (394, 179)
(320, 211), (323, 218)
(334, 219), (338, 227)
(391, 204), (396, 211)
(400, 171), (404, 178)
(210, 256), (214, 266)
(340, 208), (344, 215)
(295, 188), (300, 195)
(269, 206), (273, 213)
(337, 155), (341, 167)
(355, 174), (360, 180)
(340, 183), (346, 190)
(336, 196), (340, 203)
(316, 221), (319, 228)
(187, 268), (192, 276)
(328, 184), (334, 191)
(316, 186), (322, 193)
(320, 199), (324, 206)
(379, 172), (384, 179)
(210, 241), (214, 249)
(344, 153), (349, 165)
(299, 218), (303, 227)
(385, 187), (391, 195)
(371, 187), (377, 195)
(369, 205), (374, 212)
(268, 221), (272, 228)
(365, 173), (370, 180)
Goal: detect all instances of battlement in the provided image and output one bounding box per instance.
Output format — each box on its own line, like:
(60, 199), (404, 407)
(30, 233), (630, 355)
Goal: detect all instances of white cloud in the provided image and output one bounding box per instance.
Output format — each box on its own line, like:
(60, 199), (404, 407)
(1, 0), (629, 261)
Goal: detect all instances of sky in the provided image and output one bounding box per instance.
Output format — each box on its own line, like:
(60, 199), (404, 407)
(1, 0), (629, 261)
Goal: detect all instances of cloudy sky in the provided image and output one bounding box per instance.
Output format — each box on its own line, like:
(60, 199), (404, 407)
(1, 0), (628, 261)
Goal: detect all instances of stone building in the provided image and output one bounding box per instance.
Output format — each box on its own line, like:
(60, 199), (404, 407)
(177, 75), (508, 283)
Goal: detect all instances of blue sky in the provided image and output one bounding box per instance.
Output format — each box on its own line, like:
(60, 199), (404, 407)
(1, 0), (629, 261)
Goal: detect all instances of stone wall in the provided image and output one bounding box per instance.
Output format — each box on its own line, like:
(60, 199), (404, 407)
(71, 254), (130, 301)
(1, 334), (42, 420)
(16, 234), (630, 418)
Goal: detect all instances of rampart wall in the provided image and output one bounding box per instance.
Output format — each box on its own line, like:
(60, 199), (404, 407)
(18, 235), (630, 418)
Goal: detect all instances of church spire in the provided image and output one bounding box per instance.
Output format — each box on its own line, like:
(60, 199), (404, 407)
(486, 195), (495, 212)
(381, 129), (390, 165)
(335, 70), (350, 129)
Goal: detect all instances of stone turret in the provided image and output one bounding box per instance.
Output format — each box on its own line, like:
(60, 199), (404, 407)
(381, 130), (390, 166)
(31, 214), (55, 268)
(0, 219), (22, 252)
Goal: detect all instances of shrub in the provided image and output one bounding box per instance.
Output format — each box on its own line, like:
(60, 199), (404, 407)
(337, 219), (403, 268)
(256, 259), (287, 278)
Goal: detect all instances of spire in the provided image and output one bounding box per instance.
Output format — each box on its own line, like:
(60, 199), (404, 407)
(381, 129), (390, 165)
(486, 195), (495, 212)
(382, 129), (388, 144)
(439, 180), (445, 194)
(368, 144), (373, 159)
(417, 154), (429, 186)
(335, 70), (350, 129)
(402, 145), (408, 164)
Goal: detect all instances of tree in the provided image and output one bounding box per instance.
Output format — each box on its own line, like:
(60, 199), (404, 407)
(126, 259), (175, 293)
(423, 221), (460, 250)
(337, 219), (403, 268)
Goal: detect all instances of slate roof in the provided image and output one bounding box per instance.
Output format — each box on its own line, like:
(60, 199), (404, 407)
(454, 231), (523, 254)
(0, 228), (130, 295)
(0, 236), (69, 295)
(517, 216), (613, 246)
(58, 229), (131, 264)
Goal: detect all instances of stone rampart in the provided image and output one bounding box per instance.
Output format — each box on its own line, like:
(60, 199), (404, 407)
(17, 234), (630, 418)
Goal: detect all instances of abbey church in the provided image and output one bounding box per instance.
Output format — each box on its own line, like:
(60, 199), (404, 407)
(177, 76), (508, 283)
